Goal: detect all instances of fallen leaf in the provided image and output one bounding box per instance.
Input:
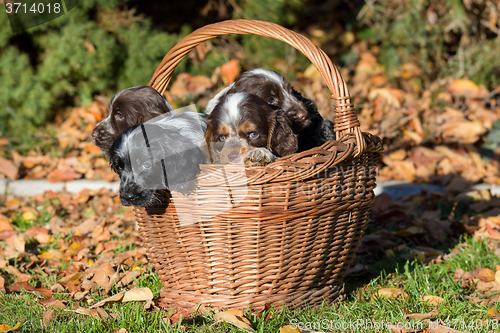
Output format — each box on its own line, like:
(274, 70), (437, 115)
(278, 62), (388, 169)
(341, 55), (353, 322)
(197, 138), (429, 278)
(488, 308), (500, 319)
(0, 276), (5, 293)
(8, 282), (35, 293)
(38, 297), (68, 309)
(495, 270), (500, 284)
(421, 295), (445, 306)
(220, 59), (241, 85)
(47, 166), (81, 183)
(372, 288), (408, 301)
(0, 322), (21, 333)
(122, 288), (153, 303)
(279, 325), (302, 332)
(473, 268), (496, 282)
(406, 306), (439, 320)
(89, 291), (125, 309)
(0, 156), (18, 180)
(448, 79), (480, 95)
(214, 311), (254, 332)
(42, 309), (55, 327)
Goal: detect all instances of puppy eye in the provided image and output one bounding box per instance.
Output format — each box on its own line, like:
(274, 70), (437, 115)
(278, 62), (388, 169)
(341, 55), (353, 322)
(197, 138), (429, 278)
(218, 135), (227, 141)
(141, 162), (152, 170)
(248, 132), (259, 139)
(268, 97), (277, 104)
(115, 113), (124, 121)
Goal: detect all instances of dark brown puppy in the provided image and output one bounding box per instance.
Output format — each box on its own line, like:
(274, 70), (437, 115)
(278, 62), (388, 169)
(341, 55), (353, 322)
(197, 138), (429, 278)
(92, 86), (173, 155)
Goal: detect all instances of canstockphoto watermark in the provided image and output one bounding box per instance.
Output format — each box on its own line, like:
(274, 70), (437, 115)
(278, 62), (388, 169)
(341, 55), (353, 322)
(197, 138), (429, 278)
(290, 318), (500, 332)
(3, 0), (79, 33)
(290, 318), (425, 331)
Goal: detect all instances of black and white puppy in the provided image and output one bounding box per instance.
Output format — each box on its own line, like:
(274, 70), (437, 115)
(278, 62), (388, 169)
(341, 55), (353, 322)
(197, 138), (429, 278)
(109, 112), (207, 207)
(205, 68), (335, 151)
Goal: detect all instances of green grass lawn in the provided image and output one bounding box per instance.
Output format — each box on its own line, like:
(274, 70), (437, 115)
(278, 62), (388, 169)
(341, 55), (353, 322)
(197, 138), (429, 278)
(2, 236), (499, 333)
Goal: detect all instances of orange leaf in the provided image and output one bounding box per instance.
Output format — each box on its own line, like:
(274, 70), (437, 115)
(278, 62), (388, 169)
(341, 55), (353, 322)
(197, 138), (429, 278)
(220, 59), (241, 85)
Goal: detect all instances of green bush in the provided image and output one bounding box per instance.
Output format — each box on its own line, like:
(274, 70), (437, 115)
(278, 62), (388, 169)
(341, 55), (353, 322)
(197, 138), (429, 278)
(357, 0), (500, 87)
(0, 0), (188, 138)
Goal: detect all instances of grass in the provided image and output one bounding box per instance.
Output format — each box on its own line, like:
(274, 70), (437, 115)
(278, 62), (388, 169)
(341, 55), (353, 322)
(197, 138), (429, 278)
(1, 236), (500, 332)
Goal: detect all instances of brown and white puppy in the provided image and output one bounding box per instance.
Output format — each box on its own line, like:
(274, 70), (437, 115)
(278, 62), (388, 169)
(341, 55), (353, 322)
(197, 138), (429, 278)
(205, 68), (335, 151)
(92, 86), (173, 155)
(204, 92), (297, 166)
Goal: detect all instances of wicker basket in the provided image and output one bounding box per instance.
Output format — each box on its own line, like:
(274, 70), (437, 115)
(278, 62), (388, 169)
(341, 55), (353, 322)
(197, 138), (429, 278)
(134, 19), (383, 310)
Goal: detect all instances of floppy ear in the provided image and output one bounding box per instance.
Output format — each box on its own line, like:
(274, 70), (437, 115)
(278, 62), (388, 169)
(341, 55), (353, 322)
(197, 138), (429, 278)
(202, 125), (215, 163)
(270, 111), (298, 157)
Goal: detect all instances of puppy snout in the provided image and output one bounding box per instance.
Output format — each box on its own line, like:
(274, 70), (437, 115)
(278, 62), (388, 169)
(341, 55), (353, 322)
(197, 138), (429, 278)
(296, 110), (307, 121)
(228, 152), (241, 163)
(92, 130), (99, 139)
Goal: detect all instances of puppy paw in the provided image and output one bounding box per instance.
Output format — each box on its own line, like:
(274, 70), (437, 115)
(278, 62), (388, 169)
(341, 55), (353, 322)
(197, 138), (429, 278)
(243, 148), (276, 166)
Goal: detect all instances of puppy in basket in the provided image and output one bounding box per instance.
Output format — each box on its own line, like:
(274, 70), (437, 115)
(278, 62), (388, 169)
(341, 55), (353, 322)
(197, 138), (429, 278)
(206, 68), (335, 151)
(109, 111), (207, 207)
(204, 92), (298, 166)
(92, 86), (174, 156)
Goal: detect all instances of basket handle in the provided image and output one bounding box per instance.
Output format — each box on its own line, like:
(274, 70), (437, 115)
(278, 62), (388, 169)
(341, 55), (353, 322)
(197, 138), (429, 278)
(149, 19), (366, 154)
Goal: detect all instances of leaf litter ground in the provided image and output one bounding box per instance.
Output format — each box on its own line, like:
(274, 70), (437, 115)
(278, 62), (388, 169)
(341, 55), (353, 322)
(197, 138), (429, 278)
(0, 34), (500, 333)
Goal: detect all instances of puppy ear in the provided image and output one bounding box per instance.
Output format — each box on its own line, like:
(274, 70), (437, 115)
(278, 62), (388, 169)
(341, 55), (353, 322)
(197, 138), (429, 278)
(202, 126), (215, 163)
(270, 111), (298, 157)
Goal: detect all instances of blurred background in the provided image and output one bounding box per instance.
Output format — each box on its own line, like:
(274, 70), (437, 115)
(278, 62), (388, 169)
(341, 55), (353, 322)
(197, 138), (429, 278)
(0, 0), (499, 185)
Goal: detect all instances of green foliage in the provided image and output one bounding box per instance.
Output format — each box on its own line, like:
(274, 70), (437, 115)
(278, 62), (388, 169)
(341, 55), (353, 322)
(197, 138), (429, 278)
(0, 0), (189, 138)
(357, 0), (500, 86)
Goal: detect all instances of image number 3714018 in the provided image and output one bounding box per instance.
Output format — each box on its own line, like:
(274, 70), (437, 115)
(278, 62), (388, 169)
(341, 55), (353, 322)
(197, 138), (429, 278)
(4, 0), (79, 33)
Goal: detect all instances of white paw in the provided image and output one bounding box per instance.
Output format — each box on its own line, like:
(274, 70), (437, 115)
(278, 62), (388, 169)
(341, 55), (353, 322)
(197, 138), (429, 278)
(243, 148), (276, 166)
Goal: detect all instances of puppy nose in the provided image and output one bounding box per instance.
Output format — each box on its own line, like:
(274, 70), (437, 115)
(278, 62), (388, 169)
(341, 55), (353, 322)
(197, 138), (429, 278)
(228, 152), (240, 162)
(296, 111), (307, 121)
(121, 192), (134, 200)
(92, 130), (98, 139)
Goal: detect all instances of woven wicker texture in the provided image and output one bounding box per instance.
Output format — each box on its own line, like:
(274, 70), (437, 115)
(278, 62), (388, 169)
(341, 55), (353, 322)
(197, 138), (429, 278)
(135, 19), (384, 310)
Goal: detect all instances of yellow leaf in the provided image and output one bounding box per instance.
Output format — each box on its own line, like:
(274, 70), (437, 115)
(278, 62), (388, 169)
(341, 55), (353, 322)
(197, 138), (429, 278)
(448, 79), (480, 94)
(421, 295), (445, 306)
(122, 288), (153, 303)
(279, 325), (302, 333)
(488, 308), (500, 319)
(302, 64), (321, 80)
(214, 311), (255, 332)
(371, 288), (408, 301)
(22, 211), (36, 222)
(495, 270), (500, 284)
(0, 322), (21, 333)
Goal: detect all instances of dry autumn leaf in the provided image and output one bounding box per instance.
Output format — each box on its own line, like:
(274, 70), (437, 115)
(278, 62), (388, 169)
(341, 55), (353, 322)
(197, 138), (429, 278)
(488, 308), (500, 320)
(42, 310), (55, 328)
(473, 268), (496, 282)
(220, 59), (241, 85)
(122, 288), (153, 303)
(406, 306), (439, 320)
(422, 295), (445, 306)
(372, 288), (409, 301)
(89, 291), (125, 309)
(448, 79), (480, 94)
(214, 310), (254, 332)
(279, 325), (302, 333)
